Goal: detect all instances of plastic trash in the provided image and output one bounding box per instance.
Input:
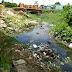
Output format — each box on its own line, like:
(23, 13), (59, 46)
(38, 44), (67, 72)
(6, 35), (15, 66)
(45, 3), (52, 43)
(33, 44), (37, 48)
(68, 43), (72, 49)
(33, 53), (37, 57)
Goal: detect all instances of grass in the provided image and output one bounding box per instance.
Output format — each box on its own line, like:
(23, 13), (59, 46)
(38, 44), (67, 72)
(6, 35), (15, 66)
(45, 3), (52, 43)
(0, 30), (17, 71)
(39, 9), (72, 43)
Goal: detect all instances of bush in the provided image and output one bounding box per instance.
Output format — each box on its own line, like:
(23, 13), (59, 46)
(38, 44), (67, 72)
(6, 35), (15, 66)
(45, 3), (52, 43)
(39, 5), (72, 43)
(64, 6), (72, 26)
(63, 3), (71, 11)
(5, 2), (17, 7)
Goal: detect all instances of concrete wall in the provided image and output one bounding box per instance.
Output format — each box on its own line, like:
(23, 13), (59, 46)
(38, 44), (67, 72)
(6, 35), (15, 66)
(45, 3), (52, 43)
(55, 5), (64, 9)
(43, 5), (64, 9)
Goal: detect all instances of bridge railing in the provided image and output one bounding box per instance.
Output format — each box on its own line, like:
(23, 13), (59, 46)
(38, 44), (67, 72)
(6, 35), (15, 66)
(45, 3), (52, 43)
(20, 3), (42, 9)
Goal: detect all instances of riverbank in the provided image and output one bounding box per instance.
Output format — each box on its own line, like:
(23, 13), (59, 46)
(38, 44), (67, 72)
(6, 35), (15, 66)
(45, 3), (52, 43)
(0, 8), (41, 72)
(39, 9), (72, 49)
(0, 8), (40, 36)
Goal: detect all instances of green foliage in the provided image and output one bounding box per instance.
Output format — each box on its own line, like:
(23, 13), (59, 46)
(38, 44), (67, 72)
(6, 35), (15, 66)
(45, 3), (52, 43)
(40, 5), (44, 8)
(17, 3), (21, 7)
(55, 2), (61, 5)
(64, 5), (72, 26)
(34, 1), (39, 7)
(5, 2), (17, 7)
(63, 3), (71, 11)
(28, 13), (38, 20)
(39, 8), (72, 43)
(0, 31), (17, 70)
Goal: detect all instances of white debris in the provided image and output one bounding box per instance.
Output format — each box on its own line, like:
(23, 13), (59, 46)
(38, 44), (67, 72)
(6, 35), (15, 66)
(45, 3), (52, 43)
(22, 49), (24, 51)
(13, 59), (26, 65)
(43, 52), (46, 55)
(68, 43), (72, 49)
(33, 44), (37, 48)
(0, 24), (7, 27)
(7, 10), (14, 16)
(33, 53), (37, 57)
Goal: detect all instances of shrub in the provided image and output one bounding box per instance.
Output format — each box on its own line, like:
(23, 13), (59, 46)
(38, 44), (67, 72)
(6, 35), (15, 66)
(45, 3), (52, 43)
(64, 6), (72, 26)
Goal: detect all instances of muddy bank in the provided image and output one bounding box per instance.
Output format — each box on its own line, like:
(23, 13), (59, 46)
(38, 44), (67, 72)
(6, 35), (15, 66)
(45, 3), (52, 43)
(47, 24), (71, 49)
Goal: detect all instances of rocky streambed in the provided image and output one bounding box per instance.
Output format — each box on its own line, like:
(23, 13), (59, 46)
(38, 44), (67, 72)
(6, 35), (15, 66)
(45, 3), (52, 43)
(13, 24), (72, 72)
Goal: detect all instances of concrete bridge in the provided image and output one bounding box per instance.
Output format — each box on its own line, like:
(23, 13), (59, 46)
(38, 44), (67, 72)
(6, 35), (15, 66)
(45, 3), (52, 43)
(13, 3), (43, 15)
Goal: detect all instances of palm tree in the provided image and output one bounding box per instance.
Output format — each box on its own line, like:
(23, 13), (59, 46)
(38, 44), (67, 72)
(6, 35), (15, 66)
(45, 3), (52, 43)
(34, 1), (39, 7)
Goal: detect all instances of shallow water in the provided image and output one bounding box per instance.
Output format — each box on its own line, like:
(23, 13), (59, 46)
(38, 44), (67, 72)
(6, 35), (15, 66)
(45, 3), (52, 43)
(13, 25), (72, 72)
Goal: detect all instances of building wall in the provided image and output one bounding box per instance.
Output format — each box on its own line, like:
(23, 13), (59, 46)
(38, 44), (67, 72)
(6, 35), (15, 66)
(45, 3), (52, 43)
(43, 5), (64, 9)
(55, 5), (64, 9)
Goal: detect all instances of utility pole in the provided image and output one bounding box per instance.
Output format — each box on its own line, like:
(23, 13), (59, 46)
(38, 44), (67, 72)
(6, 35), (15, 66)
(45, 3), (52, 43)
(2, 0), (5, 7)
(48, 0), (50, 5)
(11, 0), (13, 7)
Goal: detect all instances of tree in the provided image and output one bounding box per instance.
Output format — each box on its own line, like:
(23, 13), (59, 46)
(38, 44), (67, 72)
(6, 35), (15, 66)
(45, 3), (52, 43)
(55, 2), (61, 5)
(18, 3), (21, 7)
(34, 1), (39, 7)
(40, 5), (44, 8)
(5, 2), (17, 7)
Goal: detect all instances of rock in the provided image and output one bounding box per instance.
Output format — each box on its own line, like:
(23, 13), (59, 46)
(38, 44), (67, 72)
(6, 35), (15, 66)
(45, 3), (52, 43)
(50, 24), (54, 27)
(0, 20), (4, 23)
(13, 59), (26, 66)
(40, 27), (44, 29)
(0, 15), (2, 18)
(13, 59), (28, 72)
(43, 52), (46, 55)
(18, 11), (29, 18)
(28, 23), (35, 27)
(42, 22), (48, 25)
(15, 28), (19, 31)
(7, 27), (14, 31)
(30, 40), (34, 43)
(33, 44), (37, 48)
(44, 44), (49, 48)
(28, 56), (32, 60)
(36, 18), (41, 22)
(15, 49), (21, 53)
(48, 49), (52, 53)
(68, 43), (72, 49)
(0, 24), (7, 27)
(33, 53), (37, 57)
(60, 62), (64, 65)
(36, 32), (39, 34)
(28, 21), (38, 26)
(7, 10), (14, 16)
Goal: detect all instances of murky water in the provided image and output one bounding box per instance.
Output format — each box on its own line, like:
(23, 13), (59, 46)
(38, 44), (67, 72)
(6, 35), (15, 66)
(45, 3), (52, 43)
(13, 25), (72, 72)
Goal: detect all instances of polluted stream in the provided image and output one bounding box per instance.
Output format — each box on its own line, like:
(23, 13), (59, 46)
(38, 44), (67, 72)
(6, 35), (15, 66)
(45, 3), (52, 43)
(13, 25), (72, 72)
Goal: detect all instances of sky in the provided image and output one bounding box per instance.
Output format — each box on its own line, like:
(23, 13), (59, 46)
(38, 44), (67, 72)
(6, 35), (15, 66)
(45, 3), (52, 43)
(0, 0), (72, 5)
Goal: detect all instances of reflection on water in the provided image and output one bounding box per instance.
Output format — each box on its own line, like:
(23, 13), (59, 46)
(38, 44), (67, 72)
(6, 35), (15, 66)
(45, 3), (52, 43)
(13, 25), (72, 72)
